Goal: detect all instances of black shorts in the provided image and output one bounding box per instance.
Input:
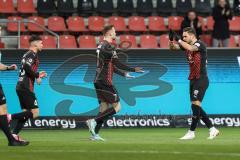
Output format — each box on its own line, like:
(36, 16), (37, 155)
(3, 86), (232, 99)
(94, 81), (120, 104)
(0, 85), (6, 105)
(190, 76), (209, 102)
(16, 89), (38, 110)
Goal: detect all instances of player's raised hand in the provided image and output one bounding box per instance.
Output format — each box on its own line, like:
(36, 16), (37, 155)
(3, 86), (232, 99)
(7, 64), (17, 70)
(39, 71), (47, 78)
(134, 67), (144, 73)
(169, 29), (174, 41)
(36, 77), (42, 85)
(174, 32), (181, 42)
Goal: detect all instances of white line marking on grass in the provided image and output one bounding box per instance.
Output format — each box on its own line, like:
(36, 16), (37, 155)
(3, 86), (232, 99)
(0, 150), (240, 157)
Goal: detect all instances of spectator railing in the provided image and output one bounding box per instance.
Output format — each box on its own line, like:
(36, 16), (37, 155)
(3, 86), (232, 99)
(0, 19), (60, 48)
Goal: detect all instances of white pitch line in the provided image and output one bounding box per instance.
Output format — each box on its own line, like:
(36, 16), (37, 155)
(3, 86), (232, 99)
(0, 150), (240, 157)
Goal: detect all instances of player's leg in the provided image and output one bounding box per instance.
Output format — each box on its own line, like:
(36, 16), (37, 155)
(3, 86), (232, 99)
(194, 77), (219, 139)
(0, 104), (15, 143)
(11, 90), (38, 136)
(94, 102), (109, 135)
(89, 102), (109, 141)
(180, 80), (199, 140)
(0, 87), (28, 146)
(87, 84), (120, 136)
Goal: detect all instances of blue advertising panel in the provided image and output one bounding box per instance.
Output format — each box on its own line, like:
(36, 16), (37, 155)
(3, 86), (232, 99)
(0, 49), (239, 116)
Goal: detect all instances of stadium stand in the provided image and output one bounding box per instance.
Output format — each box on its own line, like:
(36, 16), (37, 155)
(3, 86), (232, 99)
(0, 0), (239, 48)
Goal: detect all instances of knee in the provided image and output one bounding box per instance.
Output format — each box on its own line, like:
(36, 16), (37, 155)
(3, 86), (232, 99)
(192, 101), (201, 106)
(31, 109), (39, 118)
(113, 103), (121, 113)
(100, 102), (109, 113)
(0, 104), (7, 115)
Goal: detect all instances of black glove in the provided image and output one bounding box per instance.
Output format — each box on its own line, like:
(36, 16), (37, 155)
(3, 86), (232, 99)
(174, 32), (181, 42)
(168, 29), (174, 41)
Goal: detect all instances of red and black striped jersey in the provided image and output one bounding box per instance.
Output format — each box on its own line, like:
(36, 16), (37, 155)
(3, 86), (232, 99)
(95, 40), (135, 85)
(185, 40), (208, 80)
(16, 50), (39, 92)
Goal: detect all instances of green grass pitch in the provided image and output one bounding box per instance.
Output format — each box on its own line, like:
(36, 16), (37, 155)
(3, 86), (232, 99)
(0, 128), (240, 160)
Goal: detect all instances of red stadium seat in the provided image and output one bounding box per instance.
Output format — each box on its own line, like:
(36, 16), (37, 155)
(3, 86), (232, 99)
(7, 16), (26, 32)
(67, 16), (87, 32)
(148, 16), (167, 32)
(88, 16), (105, 32)
(78, 35), (96, 48)
(200, 34), (212, 47)
(140, 35), (158, 48)
(108, 16), (127, 32)
(0, 41), (4, 48)
(128, 16), (147, 32)
(159, 34), (170, 48)
(206, 16), (214, 31)
(41, 35), (56, 48)
(0, 0), (16, 13)
(17, 0), (36, 13)
(229, 16), (240, 32)
(28, 16), (45, 32)
(119, 35), (138, 48)
(48, 16), (67, 32)
(168, 16), (183, 31)
(59, 35), (77, 48)
(229, 35), (239, 47)
(20, 35), (30, 49)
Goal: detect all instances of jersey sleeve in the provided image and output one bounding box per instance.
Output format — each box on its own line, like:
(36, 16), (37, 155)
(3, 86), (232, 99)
(194, 41), (205, 52)
(112, 52), (135, 72)
(113, 66), (126, 77)
(23, 54), (39, 79)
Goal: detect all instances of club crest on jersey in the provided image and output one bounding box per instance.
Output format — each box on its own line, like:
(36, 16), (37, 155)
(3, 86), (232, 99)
(194, 90), (199, 98)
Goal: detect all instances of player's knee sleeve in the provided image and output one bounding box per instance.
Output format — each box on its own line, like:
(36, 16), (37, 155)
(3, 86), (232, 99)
(191, 104), (201, 119)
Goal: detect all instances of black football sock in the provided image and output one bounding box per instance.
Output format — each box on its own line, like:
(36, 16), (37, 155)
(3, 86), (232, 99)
(12, 118), (29, 135)
(12, 111), (33, 135)
(95, 107), (116, 123)
(0, 115), (15, 142)
(11, 111), (33, 121)
(95, 112), (104, 134)
(190, 104), (201, 131)
(95, 120), (104, 134)
(200, 107), (213, 129)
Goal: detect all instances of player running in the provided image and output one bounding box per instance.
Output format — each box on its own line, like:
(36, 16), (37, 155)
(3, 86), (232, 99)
(8, 35), (47, 143)
(86, 25), (144, 141)
(0, 62), (29, 146)
(169, 27), (219, 140)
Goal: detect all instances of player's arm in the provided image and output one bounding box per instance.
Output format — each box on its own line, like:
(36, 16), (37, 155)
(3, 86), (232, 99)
(113, 57), (143, 73)
(177, 40), (199, 52)
(0, 63), (17, 71)
(174, 33), (199, 52)
(114, 66), (126, 77)
(23, 55), (47, 79)
(23, 55), (40, 79)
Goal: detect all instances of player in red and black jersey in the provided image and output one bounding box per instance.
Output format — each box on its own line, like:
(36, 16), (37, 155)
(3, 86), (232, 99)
(169, 27), (219, 140)
(0, 63), (29, 146)
(8, 35), (47, 143)
(86, 25), (144, 141)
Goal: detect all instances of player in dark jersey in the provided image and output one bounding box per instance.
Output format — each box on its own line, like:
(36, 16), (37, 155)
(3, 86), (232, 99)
(8, 35), (47, 143)
(0, 62), (29, 146)
(86, 25), (144, 141)
(169, 27), (219, 140)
